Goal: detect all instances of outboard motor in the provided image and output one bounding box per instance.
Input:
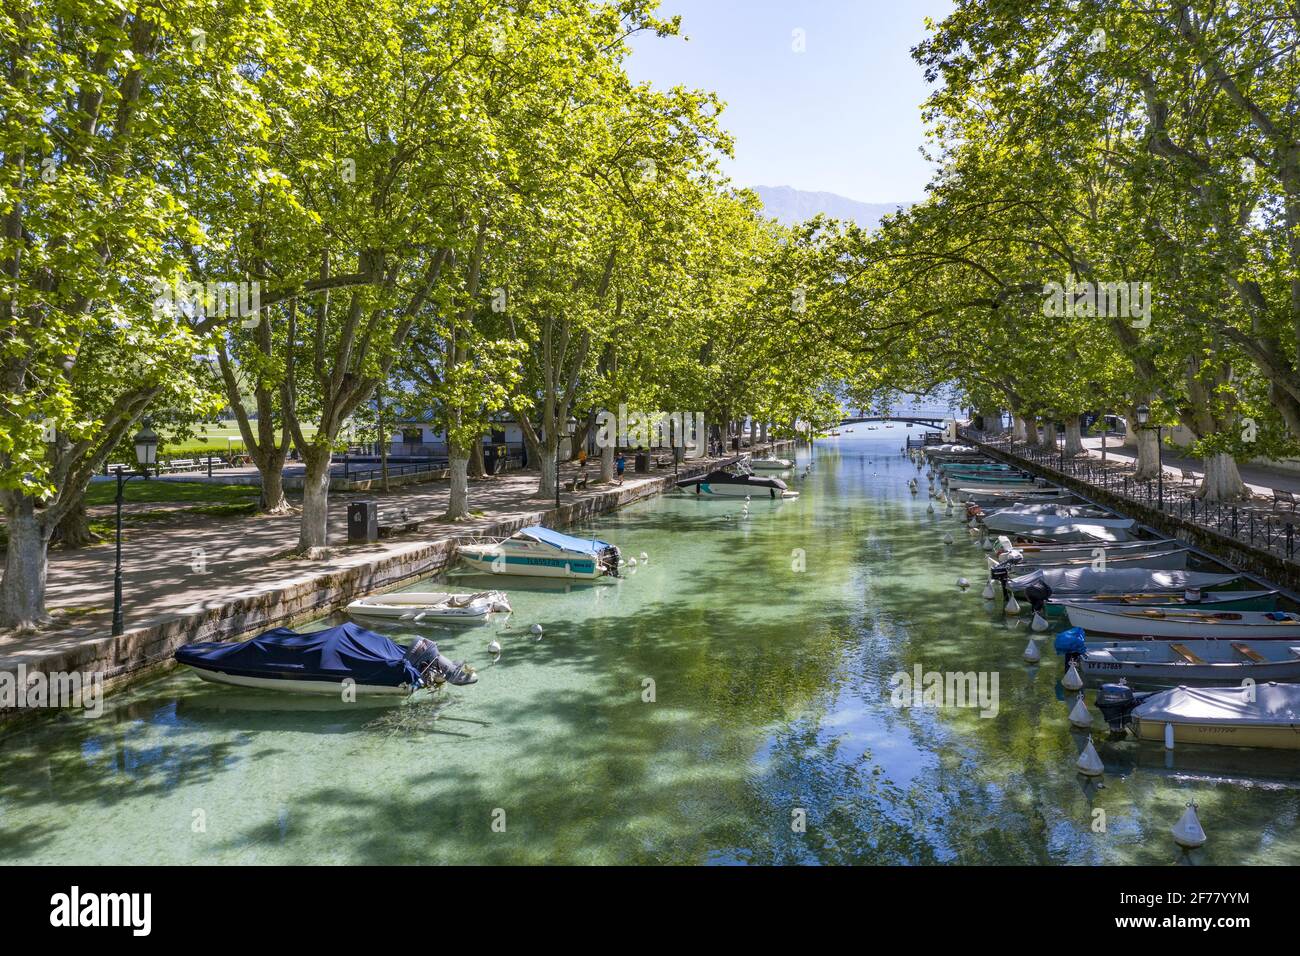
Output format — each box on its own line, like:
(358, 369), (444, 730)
(1024, 579), (1053, 617)
(406, 638), (441, 681)
(406, 637), (477, 687)
(1096, 682), (1140, 734)
(600, 544), (621, 577)
(988, 561), (1014, 603)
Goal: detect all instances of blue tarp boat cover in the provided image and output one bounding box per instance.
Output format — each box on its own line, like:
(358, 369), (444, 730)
(175, 622), (422, 687)
(515, 525), (612, 556)
(1054, 626), (1087, 655)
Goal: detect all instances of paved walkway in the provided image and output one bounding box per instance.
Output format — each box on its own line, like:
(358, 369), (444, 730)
(1079, 436), (1300, 498)
(1, 450), (759, 667)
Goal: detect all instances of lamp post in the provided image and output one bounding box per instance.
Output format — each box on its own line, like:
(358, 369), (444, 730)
(112, 426), (158, 636)
(555, 416), (576, 510)
(1135, 403), (1163, 510)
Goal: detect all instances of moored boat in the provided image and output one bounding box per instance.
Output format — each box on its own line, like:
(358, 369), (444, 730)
(456, 525), (621, 579)
(346, 590), (512, 624)
(676, 469), (798, 498)
(749, 457), (794, 470)
(1065, 603), (1300, 639)
(1043, 589), (1283, 618)
(989, 547), (1191, 571)
(1082, 639), (1300, 682)
(174, 622), (477, 695)
(1005, 567), (1246, 599)
(1096, 681), (1300, 750)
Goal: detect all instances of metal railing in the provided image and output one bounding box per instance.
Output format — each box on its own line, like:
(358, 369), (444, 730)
(961, 428), (1298, 561)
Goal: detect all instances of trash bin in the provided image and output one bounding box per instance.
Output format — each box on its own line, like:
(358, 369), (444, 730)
(348, 500), (378, 543)
(634, 452), (649, 473)
(731, 436), (740, 451)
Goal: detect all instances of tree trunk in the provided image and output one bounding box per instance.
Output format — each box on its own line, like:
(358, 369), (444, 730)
(1132, 426), (1161, 480)
(1196, 453), (1248, 502)
(749, 417), (757, 447)
(1012, 415), (1029, 442)
(1, 495), (52, 630)
(297, 448), (332, 553)
(259, 456), (291, 514)
(51, 496), (98, 549)
(979, 407), (1003, 435)
(1041, 423), (1058, 452)
(760, 421), (769, 444)
(600, 438), (615, 482)
(445, 444), (470, 519)
(469, 438), (485, 479)
(1063, 416), (1086, 457)
(536, 446), (558, 499)
(1023, 416), (1041, 448)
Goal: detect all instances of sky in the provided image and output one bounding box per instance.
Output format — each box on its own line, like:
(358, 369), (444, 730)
(626, 0), (955, 204)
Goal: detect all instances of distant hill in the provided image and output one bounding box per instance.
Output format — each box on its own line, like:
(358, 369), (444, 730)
(750, 185), (911, 230)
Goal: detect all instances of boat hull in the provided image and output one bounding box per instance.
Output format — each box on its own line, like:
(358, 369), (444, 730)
(1044, 590), (1283, 617)
(1066, 603), (1300, 638)
(457, 548), (603, 579)
(1132, 718), (1300, 750)
(187, 666), (412, 696)
(1082, 646), (1300, 682)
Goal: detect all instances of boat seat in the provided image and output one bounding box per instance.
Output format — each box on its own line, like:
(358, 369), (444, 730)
(1231, 642), (1267, 663)
(1168, 642), (1206, 664)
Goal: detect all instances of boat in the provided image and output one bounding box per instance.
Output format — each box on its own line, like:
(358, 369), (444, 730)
(1065, 603), (1300, 639)
(989, 548), (1191, 571)
(962, 490), (1081, 507)
(174, 622), (477, 695)
(1004, 567), (1246, 599)
(749, 457), (794, 470)
(676, 469), (798, 499)
(982, 512), (1137, 543)
(1044, 589), (1284, 618)
(346, 589), (512, 623)
(456, 525), (621, 579)
(944, 472), (1038, 485)
(1082, 639), (1300, 682)
(952, 483), (1058, 499)
(993, 536), (1184, 563)
(983, 503), (1110, 518)
(1096, 682), (1300, 750)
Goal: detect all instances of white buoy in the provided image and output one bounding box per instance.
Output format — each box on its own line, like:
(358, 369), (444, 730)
(413, 612), (426, 623)
(745, 495), (751, 502)
(1172, 803), (1206, 848)
(1062, 662), (1084, 691)
(1023, 638), (1041, 662)
(1164, 721), (1176, 750)
(530, 623), (544, 637)
(1004, 594), (1021, 615)
(942, 532), (954, 545)
(1069, 693), (1092, 729)
(1031, 610), (1049, 632)
(945, 501), (953, 515)
(982, 579), (995, 600)
(639, 552), (648, 562)
(488, 639), (501, 655)
(1076, 738), (1104, 777)
(956, 577), (970, 590)
(628, 557), (637, 566)
(927, 502), (934, 514)
(980, 535), (993, 551)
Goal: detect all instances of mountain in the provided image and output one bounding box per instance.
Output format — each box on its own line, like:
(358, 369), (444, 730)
(750, 185), (911, 230)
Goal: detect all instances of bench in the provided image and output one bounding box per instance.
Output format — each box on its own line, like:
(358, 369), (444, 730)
(1231, 642), (1267, 663)
(1273, 489), (1297, 511)
(1179, 468), (1201, 489)
(377, 508), (421, 537)
(1168, 642), (1205, 665)
(563, 475), (590, 492)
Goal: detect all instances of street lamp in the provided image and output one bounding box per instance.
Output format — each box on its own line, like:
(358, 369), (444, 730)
(1135, 403), (1164, 510)
(555, 416), (576, 510)
(112, 425), (158, 636)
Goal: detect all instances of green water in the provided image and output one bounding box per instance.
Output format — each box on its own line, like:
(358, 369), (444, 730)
(4, 431), (1300, 865)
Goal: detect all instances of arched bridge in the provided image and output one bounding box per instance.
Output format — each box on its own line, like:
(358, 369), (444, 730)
(839, 416), (949, 430)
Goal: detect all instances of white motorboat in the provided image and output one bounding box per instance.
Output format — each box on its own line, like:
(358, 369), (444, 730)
(676, 469), (798, 498)
(456, 525), (621, 579)
(992, 536), (1183, 563)
(1065, 603), (1300, 639)
(347, 590), (512, 624)
(982, 512), (1136, 537)
(1082, 639), (1300, 682)
(989, 548), (1191, 571)
(1097, 682), (1300, 750)
(1005, 567), (1245, 598)
(749, 457), (794, 470)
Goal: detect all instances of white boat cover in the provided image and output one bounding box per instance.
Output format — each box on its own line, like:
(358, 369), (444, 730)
(984, 512), (1135, 533)
(987, 503), (1109, 517)
(1135, 683), (1300, 727)
(1010, 567), (1241, 595)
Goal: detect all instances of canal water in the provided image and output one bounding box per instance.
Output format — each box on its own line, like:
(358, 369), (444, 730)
(3, 429), (1299, 864)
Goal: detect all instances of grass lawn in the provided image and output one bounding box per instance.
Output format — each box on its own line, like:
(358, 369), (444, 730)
(83, 481), (260, 507)
(156, 420), (318, 457)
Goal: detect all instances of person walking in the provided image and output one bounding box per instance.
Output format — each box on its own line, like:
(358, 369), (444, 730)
(616, 451), (626, 484)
